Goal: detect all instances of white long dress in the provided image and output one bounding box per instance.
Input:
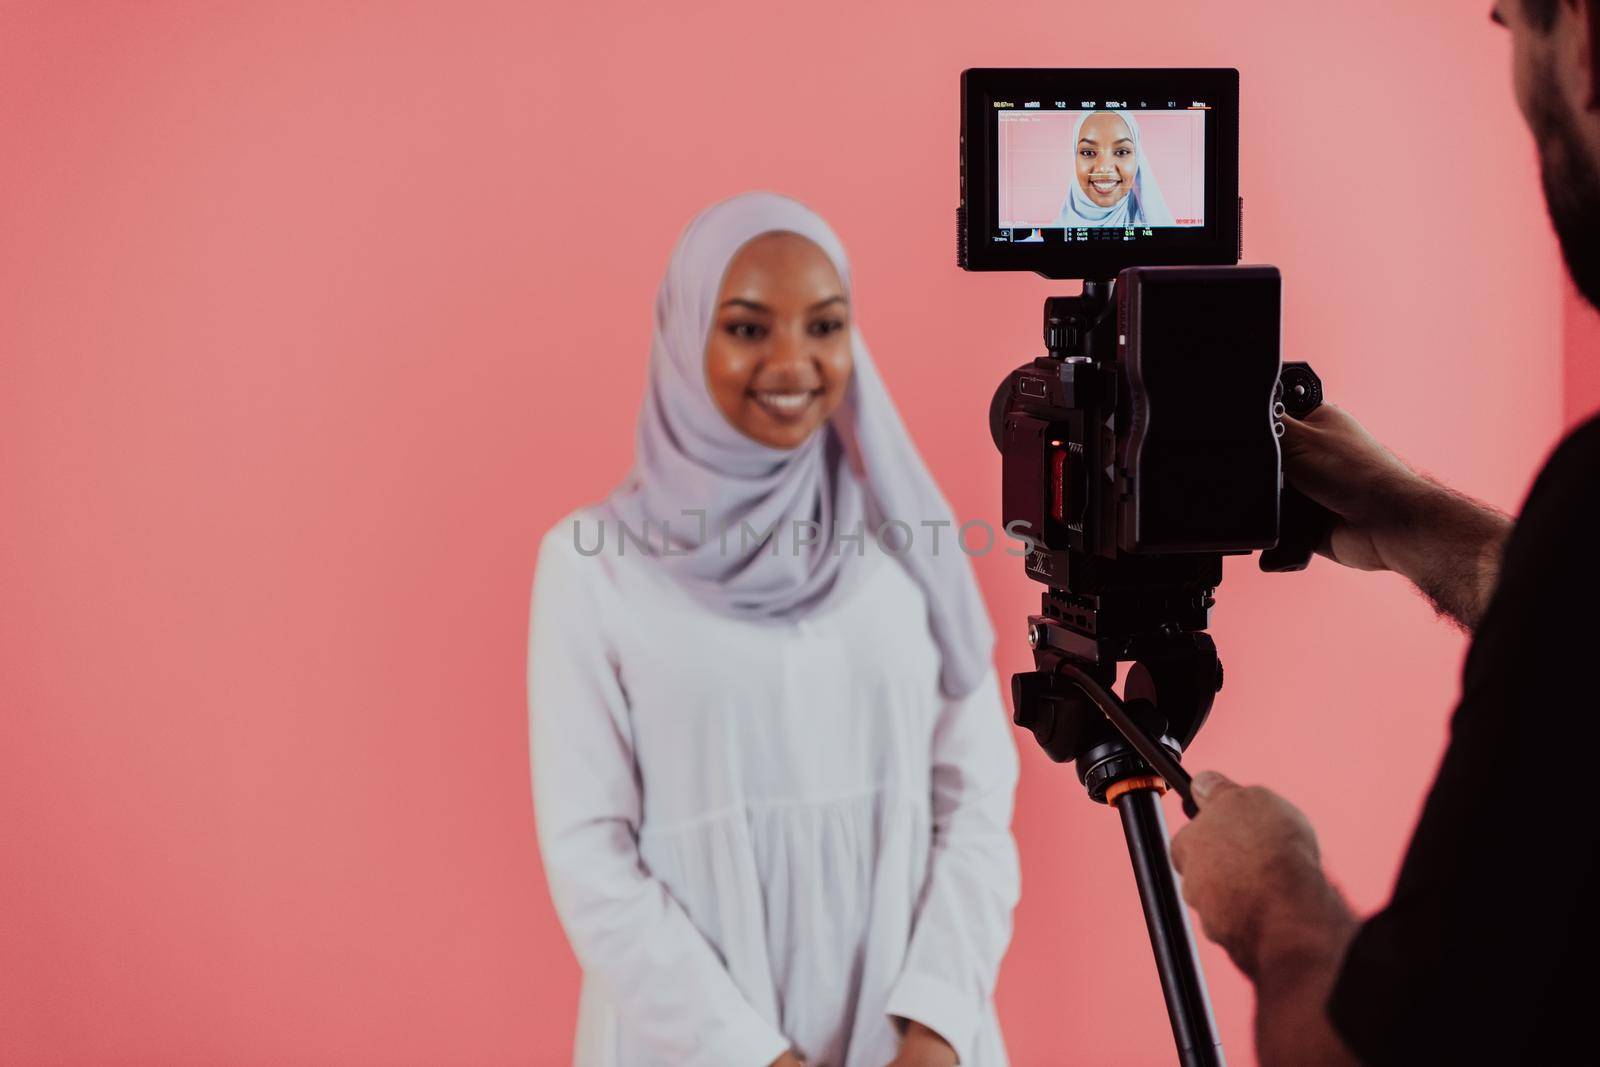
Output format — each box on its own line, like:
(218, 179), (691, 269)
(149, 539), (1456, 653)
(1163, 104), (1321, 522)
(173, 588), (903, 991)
(527, 506), (1022, 1067)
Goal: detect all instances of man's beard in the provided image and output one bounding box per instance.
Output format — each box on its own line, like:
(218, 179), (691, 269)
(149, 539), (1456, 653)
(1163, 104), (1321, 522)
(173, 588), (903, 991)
(1532, 66), (1600, 311)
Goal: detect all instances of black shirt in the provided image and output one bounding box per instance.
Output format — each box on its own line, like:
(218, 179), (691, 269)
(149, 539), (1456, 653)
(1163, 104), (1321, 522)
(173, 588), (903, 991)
(1326, 414), (1600, 1064)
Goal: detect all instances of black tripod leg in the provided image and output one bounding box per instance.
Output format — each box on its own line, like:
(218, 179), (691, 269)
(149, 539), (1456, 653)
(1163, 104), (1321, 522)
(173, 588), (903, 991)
(1115, 787), (1225, 1067)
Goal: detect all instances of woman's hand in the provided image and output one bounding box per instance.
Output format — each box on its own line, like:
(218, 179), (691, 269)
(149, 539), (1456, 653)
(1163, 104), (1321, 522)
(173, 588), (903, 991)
(886, 1020), (958, 1067)
(768, 1051), (806, 1067)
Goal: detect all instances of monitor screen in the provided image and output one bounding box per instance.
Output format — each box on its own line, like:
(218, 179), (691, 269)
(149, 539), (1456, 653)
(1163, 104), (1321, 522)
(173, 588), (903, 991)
(960, 69), (1240, 278)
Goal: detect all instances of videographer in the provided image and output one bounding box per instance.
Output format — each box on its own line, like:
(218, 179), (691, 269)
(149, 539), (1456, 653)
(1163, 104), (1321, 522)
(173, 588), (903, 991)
(1168, 2), (1600, 1064)
(1171, 2), (1600, 1067)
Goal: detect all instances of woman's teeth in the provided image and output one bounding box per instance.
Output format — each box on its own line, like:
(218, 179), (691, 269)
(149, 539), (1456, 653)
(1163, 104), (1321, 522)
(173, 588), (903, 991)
(1092, 179), (1120, 194)
(753, 390), (819, 418)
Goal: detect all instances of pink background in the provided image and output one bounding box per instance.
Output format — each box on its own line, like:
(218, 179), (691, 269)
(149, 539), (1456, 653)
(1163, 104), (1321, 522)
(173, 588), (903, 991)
(0, 1), (1586, 1064)
(999, 110), (1206, 226)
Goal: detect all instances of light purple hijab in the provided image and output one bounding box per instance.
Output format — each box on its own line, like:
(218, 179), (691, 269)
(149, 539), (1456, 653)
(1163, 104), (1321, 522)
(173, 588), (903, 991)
(602, 191), (994, 700)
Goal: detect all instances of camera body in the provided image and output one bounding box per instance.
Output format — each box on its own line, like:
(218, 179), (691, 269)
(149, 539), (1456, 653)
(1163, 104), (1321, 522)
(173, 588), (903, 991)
(991, 266), (1323, 644)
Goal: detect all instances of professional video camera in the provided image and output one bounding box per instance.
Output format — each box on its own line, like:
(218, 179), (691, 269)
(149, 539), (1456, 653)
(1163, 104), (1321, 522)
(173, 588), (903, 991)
(960, 68), (1330, 1067)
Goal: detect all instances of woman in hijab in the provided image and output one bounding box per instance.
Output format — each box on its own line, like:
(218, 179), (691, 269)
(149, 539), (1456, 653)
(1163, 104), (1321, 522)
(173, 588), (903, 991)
(1053, 109), (1176, 228)
(528, 192), (1021, 1067)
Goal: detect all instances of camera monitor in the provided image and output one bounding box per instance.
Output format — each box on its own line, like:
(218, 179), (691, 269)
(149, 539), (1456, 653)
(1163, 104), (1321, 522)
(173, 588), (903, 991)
(960, 68), (1240, 279)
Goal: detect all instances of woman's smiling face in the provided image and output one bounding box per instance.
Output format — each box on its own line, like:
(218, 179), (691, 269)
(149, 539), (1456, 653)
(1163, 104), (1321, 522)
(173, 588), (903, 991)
(1076, 111), (1136, 208)
(704, 231), (854, 450)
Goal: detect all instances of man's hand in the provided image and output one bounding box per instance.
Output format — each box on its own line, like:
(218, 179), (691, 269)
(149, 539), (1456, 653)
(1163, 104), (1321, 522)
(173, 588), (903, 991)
(1282, 404), (1511, 631)
(1280, 404), (1420, 572)
(1168, 772), (1333, 976)
(886, 1020), (958, 1067)
(1169, 772), (1362, 1067)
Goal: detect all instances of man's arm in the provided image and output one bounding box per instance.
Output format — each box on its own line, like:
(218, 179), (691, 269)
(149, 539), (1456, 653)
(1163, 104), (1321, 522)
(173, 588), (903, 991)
(1282, 405), (1511, 632)
(1251, 885), (1361, 1067)
(1168, 774), (1362, 1067)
